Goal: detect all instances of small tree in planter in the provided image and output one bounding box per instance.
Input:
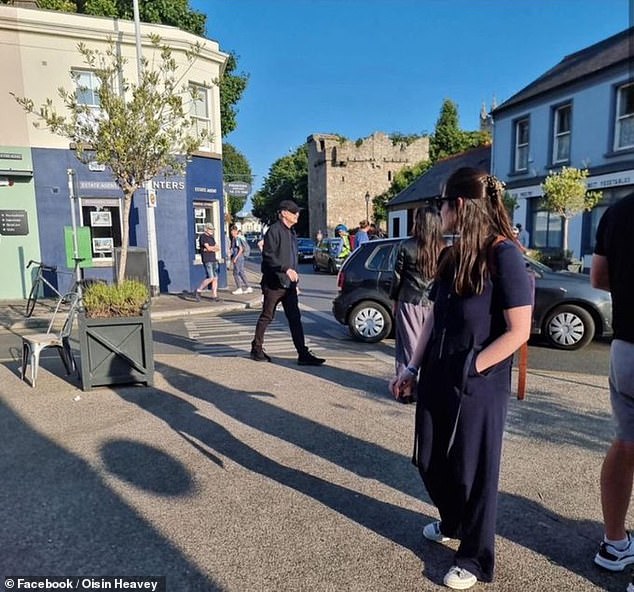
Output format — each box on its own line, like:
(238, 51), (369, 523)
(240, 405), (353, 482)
(13, 34), (210, 284)
(540, 167), (602, 265)
(78, 280), (153, 390)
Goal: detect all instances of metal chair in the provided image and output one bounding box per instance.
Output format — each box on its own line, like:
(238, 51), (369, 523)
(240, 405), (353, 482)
(21, 292), (79, 388)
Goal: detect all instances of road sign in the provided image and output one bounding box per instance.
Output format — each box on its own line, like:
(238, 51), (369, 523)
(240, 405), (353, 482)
(224, 181), (251, 196)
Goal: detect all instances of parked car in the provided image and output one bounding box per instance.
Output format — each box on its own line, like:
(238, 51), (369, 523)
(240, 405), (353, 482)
(332, 238), (613, 350)
(297, 237), (316, 262)
(313, 237), (348, 274)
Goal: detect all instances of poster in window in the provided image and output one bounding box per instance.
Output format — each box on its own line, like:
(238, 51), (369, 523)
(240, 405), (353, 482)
(195, 223), (207, 234)
(194, 208), (205, 218)
(93, 237), (114, 253)
(90, 211), (112, 227)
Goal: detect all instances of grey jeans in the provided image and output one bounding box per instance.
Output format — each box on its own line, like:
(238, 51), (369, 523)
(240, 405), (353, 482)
(609, 339), (634, 442)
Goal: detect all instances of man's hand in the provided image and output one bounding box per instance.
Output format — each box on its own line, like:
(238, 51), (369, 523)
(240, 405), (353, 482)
(286, 269), (299, 283)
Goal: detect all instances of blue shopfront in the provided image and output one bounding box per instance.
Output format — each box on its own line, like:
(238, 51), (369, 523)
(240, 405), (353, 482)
(31, 148), (226, 294)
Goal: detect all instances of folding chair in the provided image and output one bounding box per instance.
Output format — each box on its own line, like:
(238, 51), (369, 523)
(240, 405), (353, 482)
(21, 292), (79, 388)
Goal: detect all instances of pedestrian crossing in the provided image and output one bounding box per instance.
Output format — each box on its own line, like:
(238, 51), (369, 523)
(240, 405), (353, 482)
(184, 311), (325, 358)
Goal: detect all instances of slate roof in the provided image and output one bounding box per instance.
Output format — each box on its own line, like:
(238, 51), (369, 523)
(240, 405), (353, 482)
(388, 145), (491, 208)
(493, 27), (634, 114)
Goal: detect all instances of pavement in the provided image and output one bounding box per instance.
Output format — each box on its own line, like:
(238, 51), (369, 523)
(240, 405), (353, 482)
(0, 272), (628, 591)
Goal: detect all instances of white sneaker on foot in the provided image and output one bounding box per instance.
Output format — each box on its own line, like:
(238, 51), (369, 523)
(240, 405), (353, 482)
(422, 521), (451, 543)
(595, 532), (634, 571)
(443, 566), (477, 590)
(245, 287), (253, 293)
(232, 288), (244, 295)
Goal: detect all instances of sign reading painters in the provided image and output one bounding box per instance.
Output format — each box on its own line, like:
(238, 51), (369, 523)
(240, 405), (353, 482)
(0, 209), (29, 235)
(224, 181), (251, 197)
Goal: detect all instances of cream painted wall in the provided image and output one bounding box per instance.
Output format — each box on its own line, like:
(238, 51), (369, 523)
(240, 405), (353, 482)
(0, 5), (227, 154)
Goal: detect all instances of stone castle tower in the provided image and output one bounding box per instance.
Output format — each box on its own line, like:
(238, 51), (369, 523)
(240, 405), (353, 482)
(306, 132), (429, 238)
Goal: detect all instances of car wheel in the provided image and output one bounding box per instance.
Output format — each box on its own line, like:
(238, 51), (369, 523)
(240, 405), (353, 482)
(313, 261), (320, 272)
(348, 301), (392, 343)
(543, 304), (595, 350)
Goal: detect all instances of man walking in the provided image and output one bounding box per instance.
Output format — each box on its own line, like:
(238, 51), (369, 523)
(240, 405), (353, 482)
(251, 200), (325, 366)
(591, 192), (634, 590)
(229, 225), (253, 295)
(195, 223), (220, 302)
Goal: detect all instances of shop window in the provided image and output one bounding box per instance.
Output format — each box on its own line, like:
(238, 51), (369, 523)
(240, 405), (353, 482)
(190, 84), (212, 150)
(514, 118), (530, 172)
(552, 104), (571, 164)
(193, 201), (221, 260)
(614, 82), (634, 151)
(530, 199), (562, 250)
(80, 198), (122, 263)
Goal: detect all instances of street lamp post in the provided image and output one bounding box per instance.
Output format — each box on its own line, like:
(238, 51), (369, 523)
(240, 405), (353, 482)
(364, 191), (370, 221)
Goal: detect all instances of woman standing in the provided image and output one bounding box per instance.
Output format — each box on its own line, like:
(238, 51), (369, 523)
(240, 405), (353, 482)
(389, 205), (444, 403)
(391, 168), (532, 590)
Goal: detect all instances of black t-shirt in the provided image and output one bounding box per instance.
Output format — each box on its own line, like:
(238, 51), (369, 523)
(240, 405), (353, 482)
(595, 192), (634, 343)
(199, 233), (217, 264)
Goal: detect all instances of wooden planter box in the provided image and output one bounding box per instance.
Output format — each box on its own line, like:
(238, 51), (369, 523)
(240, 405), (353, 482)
(78, 306), (154, 391)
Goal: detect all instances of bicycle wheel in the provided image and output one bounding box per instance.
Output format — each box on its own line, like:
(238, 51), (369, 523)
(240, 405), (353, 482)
(25, 279), (40, 317)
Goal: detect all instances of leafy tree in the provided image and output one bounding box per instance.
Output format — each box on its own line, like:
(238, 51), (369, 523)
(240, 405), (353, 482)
(13, 35), (208, 284)
(223, 142), (252, 218)
(219, 52), (249, 137)
(252, 145), (309, 235)
(541, 166), (602, 254)
(430, 98), (491, 162)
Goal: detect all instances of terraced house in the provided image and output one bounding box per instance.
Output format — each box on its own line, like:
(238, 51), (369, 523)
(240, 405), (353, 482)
(492, 26), (634, 271)
(0, 3), (228, 298)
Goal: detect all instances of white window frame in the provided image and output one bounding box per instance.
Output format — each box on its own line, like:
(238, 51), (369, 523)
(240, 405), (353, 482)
(190, 83), (213, 150)
(73, 69), (100, 108)
(552, 104), (571, 164)
(614, 82), (634, 151)
(79, 198), (122, 266)
(193, 200), (222, 262)
(514, 118), (529, 172)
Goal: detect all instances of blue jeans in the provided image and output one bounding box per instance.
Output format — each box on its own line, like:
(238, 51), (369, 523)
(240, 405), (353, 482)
(232, 256), (249, 289)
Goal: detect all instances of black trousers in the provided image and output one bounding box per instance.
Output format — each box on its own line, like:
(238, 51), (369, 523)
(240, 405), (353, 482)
(253, 283), (307, 355)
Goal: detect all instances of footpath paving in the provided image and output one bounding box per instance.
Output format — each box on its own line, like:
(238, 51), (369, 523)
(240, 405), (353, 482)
(0, 273), (628, 591)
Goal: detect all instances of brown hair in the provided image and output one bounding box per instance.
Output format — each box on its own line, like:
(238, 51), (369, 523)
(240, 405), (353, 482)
(412, 205), (443, 278)
(438, 167), (516, 296)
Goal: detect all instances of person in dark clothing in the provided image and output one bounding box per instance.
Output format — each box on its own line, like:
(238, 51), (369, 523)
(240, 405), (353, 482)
(251, 200), (325, 366)
(391, 168), (532, 590)
(591, 192), (634, 585)
(389, 205), (444, 404)
(194, 223), (220, 302)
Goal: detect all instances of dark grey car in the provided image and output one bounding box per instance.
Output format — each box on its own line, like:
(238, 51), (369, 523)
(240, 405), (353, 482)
(332, 238), (613, 350)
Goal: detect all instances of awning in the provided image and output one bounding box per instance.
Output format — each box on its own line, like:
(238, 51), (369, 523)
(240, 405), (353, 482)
(0, 169), (33, 177)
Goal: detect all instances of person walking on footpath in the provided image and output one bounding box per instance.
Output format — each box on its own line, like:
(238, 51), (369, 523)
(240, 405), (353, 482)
(194, 223), (220, 302)
(229, 225), (253, 295)
(391, 168), (532, 590)
(590, 192), (634, 590)
(388, 205), (444, 404)
(250, 199), (325, 366)
(515, 223), (530, 249)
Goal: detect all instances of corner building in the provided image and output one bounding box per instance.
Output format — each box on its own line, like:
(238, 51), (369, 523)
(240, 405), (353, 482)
(0, 5), (228, 298)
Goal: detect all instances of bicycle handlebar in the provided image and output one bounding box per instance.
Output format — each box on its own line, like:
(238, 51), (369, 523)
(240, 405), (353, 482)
(26, 260), (58, 273)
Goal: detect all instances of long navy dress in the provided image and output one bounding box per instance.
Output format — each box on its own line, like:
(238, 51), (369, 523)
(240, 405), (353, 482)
(414, 240), (532, 582)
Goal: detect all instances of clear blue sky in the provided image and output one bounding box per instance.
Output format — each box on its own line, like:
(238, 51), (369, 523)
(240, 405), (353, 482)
(192, 0), (631, 197)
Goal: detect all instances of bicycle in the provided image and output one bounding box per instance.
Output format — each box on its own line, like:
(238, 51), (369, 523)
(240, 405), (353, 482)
(24, 260), (100, 318)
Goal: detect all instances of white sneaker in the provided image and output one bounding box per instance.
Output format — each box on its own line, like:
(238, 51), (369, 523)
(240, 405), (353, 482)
(245, 287), (253, 293)
(423, 521), (451, 543)
(232, 288), (244, 295)
(443, 566), (477, 590)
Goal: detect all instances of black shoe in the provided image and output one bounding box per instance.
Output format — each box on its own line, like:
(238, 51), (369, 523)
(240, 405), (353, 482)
(297, 350), (326, 366)
(250, 348), (271, 362)
(193, 290), (201, 302)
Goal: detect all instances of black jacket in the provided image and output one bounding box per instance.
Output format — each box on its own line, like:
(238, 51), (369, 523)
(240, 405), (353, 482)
(261, 220), (298, 289)
(389, 237), (434, 305)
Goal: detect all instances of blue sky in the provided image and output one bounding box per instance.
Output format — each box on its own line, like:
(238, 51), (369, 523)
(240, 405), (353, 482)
(192, 0), (631, 196)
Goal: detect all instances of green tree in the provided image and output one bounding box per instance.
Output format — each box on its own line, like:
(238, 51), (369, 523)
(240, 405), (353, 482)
(252, 145), (309, 235)
(541, 166), (603, 254)
(13, 35), (209, 284)
(223, 142), (252, 218)
(219, 52), (249, 137)
(430, 98), (491, 162)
